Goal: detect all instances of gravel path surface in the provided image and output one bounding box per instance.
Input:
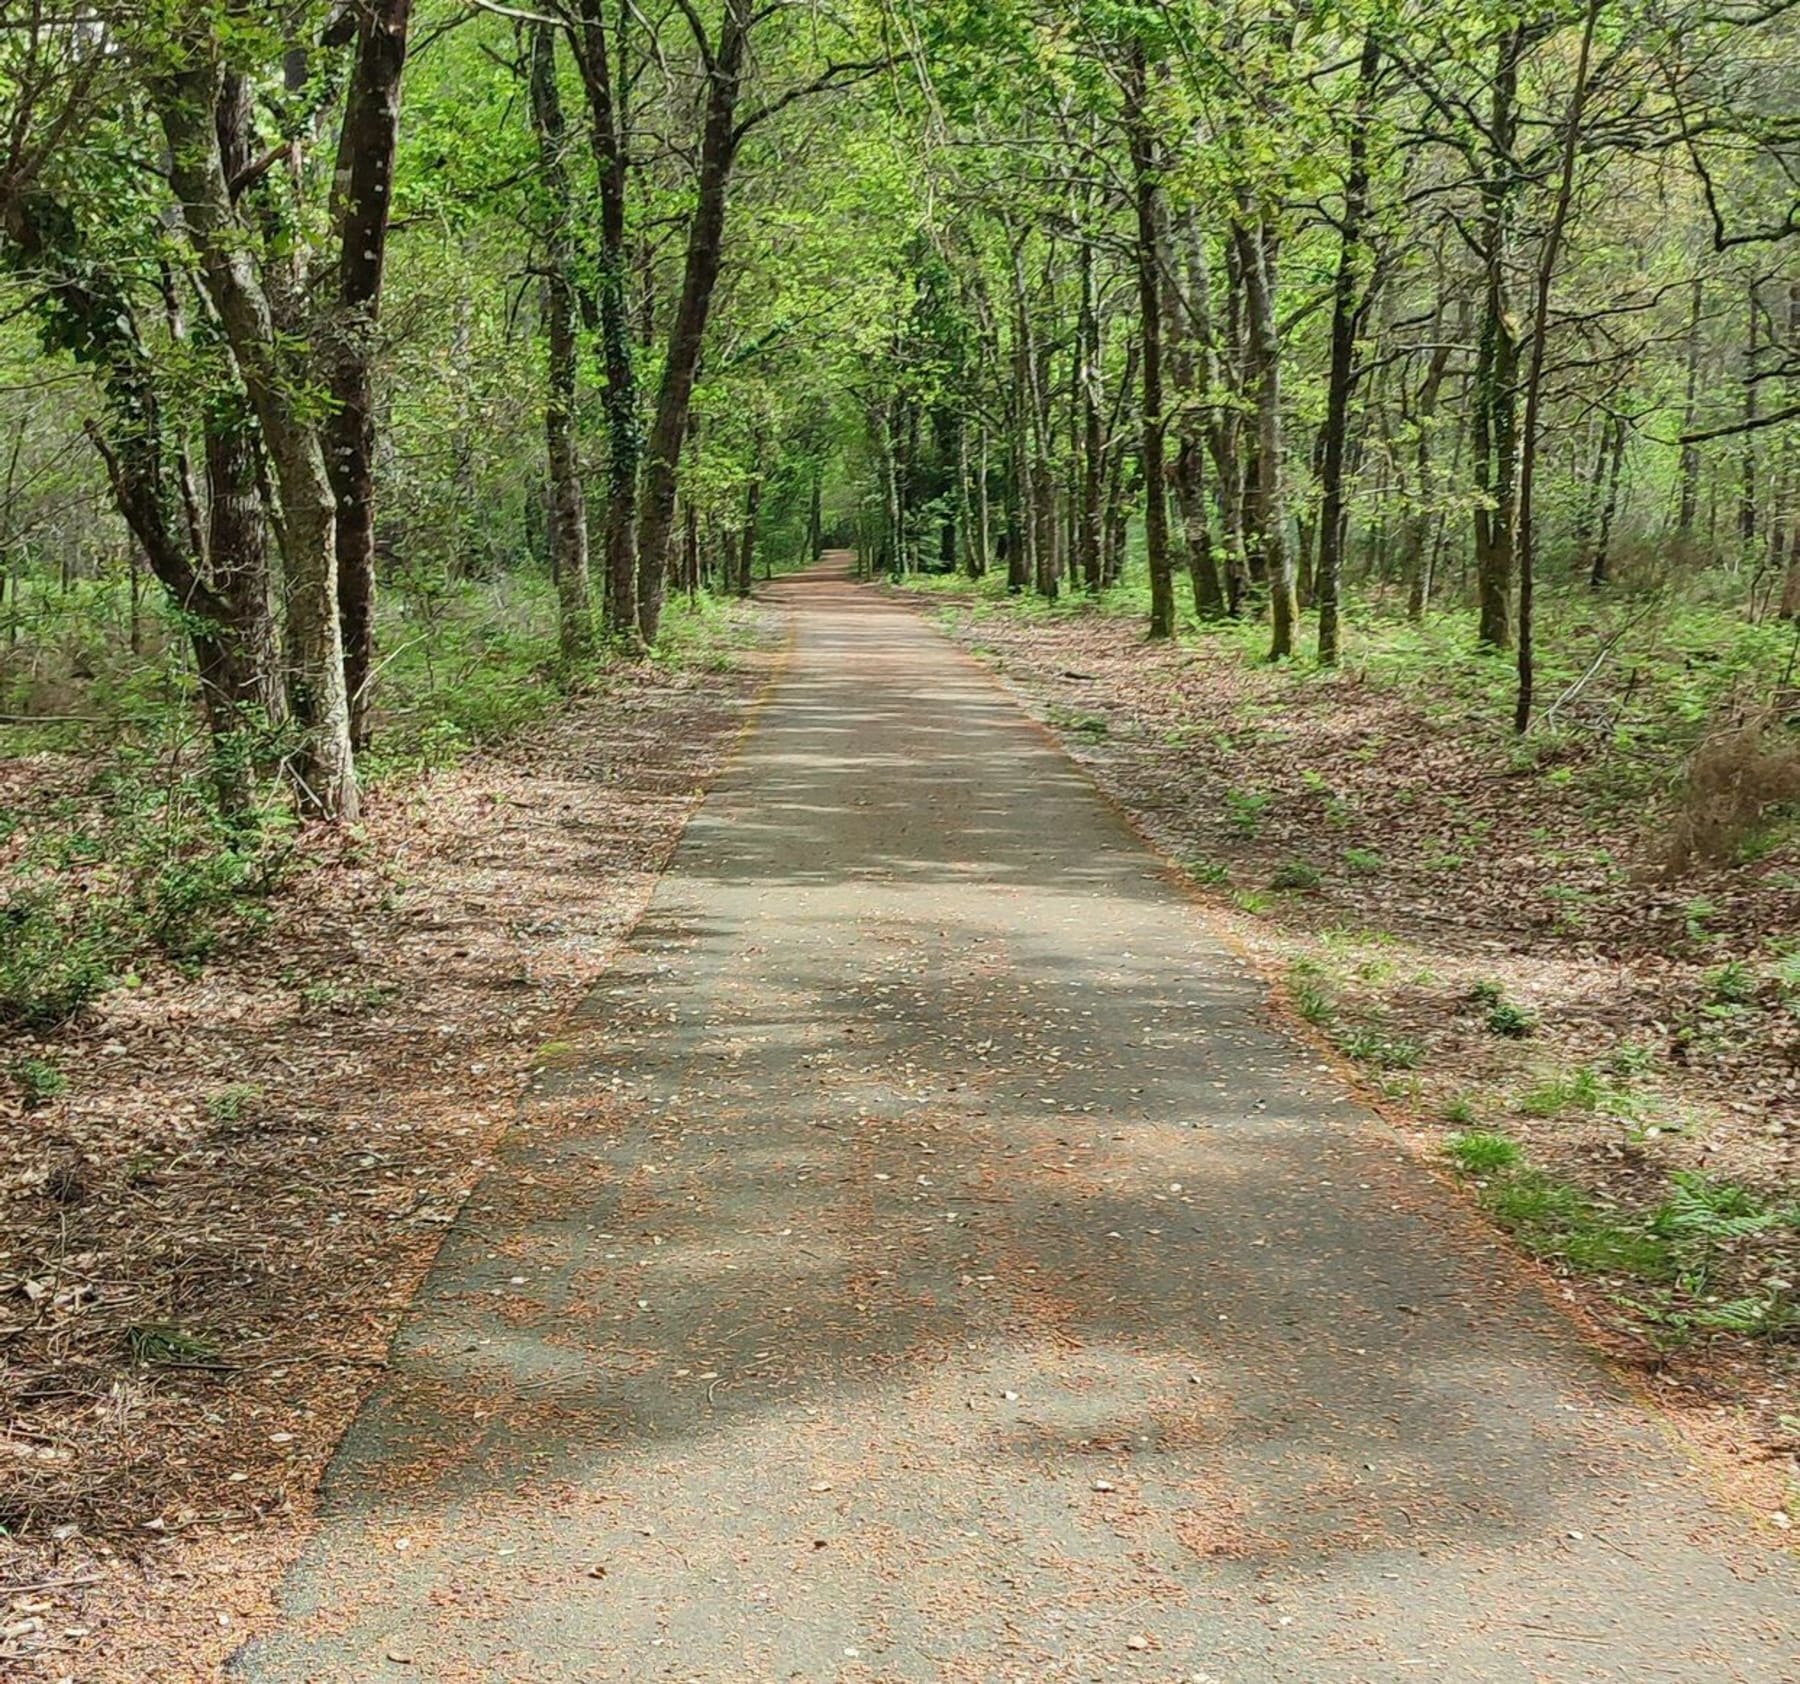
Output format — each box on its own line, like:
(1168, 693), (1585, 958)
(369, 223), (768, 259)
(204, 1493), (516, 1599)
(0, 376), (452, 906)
(233, 559), (1795, 1683)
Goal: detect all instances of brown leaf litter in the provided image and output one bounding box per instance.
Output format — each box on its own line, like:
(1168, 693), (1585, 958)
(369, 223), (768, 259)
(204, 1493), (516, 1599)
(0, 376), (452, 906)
(0, 614), (778, 1680)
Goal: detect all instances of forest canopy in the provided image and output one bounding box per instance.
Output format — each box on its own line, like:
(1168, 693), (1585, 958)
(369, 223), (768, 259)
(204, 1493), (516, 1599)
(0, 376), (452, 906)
(2, 0), (1799, 813)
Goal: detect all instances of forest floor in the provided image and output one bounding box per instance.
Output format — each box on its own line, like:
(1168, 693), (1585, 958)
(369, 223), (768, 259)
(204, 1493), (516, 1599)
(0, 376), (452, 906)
(0, 605), (779, 1680)
(909, 577), (1799, 1508)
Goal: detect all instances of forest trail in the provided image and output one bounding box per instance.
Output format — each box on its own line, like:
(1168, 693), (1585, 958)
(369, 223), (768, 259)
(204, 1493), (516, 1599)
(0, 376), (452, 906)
(234, 556), (1793, 1684)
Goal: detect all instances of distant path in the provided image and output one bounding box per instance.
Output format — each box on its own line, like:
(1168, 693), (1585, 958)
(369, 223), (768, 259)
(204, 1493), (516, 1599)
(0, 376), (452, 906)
(237, 555), (1793, 1682)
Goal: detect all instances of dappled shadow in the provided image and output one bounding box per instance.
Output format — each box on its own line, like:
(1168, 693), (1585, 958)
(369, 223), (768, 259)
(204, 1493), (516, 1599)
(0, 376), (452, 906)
(234, 561), (1796, 1684)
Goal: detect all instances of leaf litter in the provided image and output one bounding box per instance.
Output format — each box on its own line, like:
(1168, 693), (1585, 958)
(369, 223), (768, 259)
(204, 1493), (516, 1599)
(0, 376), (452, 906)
(0, 611), (778, 1679)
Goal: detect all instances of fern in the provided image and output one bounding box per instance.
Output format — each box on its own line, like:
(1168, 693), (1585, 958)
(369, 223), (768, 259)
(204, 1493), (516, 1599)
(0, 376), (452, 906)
(1650, 1172), (1783, 1245)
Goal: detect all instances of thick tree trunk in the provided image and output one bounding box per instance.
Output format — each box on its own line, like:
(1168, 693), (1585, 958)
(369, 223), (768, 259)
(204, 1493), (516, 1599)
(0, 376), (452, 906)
(571, 0), (644, 644)
(324, 0), (412, 751)
(635, 2), (748, 644)
(155, 62), (357, 818)
(529, 24), (596, 665)
(1164, 211), (1226, 619)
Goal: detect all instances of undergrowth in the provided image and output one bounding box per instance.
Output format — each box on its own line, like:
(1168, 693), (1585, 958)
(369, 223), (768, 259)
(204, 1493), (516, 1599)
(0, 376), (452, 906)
(1, 573), (764, 1034)
(1445, 1133), (1800, 1343)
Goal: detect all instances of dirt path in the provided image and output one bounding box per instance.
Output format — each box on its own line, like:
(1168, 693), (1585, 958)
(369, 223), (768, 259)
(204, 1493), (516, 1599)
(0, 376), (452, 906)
(234, 558), (1794, 1683)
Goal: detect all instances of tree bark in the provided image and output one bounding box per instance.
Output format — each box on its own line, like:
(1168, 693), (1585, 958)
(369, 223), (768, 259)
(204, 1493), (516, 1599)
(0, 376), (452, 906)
(634, 0), (749, 644)
(1124, 44), (1176, 640)
(1740, 281), (1760, 547)
(571, 0), (645, 644)
(1316, 33), (1382, 665)
(737, 446), (763, 597)
(1515, 0), (1601, 731)
(1676, 273), (1703, 540)
(1589, 413), (1626, 588)
(1238, 215), (1295, 658)
(324, 0), (412, 751)
(528, 23), (596, 666)
(154, 60), (358, 818)
(1473, 27), (1525, 651)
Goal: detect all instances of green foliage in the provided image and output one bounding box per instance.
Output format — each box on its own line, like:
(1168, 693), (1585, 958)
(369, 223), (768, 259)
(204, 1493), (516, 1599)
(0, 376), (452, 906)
(1706, 961), (1758, 1005)
(0, 892), (115, 1031)
(1045, 703), (1109, 737)
(1485, 1000), (1537, 1039)
(1486, 1172), (1675, 1279)
(205, 1083), (263, 1125)
(1517, 1064), (1643, 1122)
(298, 979), (400, 1016)
(1224, 788), (1274, 838)
(1445, 1129), (1523, 1175)
(1337, 1027), (1423, 1070)
(8, 1056), (67, 1110)
(125, 1324), (218, 1367)
(1285, 959), (1336, 1026)
(1, 737), (296, 1028)
(1269, 858), (1322, 892)
(1649, 1171), (1792, 1255)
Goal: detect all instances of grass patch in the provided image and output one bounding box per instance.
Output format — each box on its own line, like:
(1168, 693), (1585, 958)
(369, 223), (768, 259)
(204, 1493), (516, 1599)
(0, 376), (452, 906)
(1224, 788), (1274, 838)
(1443, 1140), (1800, 1336)
(1182, 856), (1231, 887)
(1286, 960), (1337, 1026)
(1337, 1026), (1424, 1070)
(1444, 1129), (1523, 1175)
(1517, 1064), (1643, 1122)
(125, 1324), (219, 1367)
(205, 1083), (263, 1125)
(1270, 858), (1323, 893)
(1045, 703), (1109, 737)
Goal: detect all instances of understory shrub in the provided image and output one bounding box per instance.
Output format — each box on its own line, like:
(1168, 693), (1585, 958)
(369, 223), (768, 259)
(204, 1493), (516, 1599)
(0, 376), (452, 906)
(1664, 710), (1800, 872)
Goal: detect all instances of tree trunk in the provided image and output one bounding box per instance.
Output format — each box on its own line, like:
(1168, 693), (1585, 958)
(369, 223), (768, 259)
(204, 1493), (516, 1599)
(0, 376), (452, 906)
(324, 0), (412, 751)
(1164, 211), (1226, 619)
(1514, 0), (1600, 731)
(529, 24), (596, 666)
(1473, 27), (1524, 651)
(737, 456), (762, 597)
(1404, 320), (1454, 619)
(1588, 413), (1627, 588)
(1316, 33), (1382, 665)
(1238, 216), (1295, 658)
(1124, 44), (1176, 640)
(154, 61), (358, 818)
(635, 2), (748, 644)
(1676, 273), (1703, 541)
(1740, 281), (1760, 548)
(1078, 234), (1106, 595)
(572, 0), (645, 644)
